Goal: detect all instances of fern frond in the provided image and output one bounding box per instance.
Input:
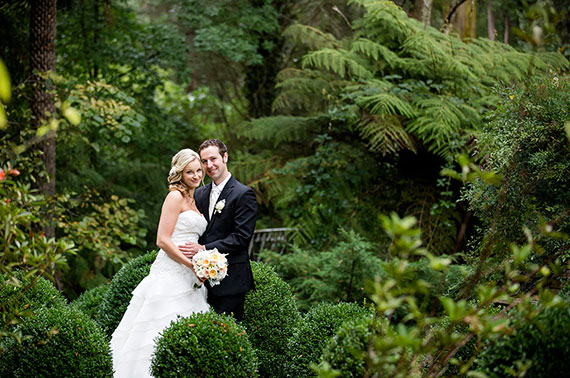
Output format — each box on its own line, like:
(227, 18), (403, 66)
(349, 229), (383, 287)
(356, 92), (416, 118)
(302, 48), (374, 80)
(407, 96), (475, 156)
(231, 152), (293, 207)
(401, 31), (448, 61)
(346, 79), (395, 93)
(358, 114), (416, 155)
(240, 115), (327, 146)
(283, 24), (341, 50)
(536, 51), (570, 70)
(351, 0), (415, 44)
(351, 38), (400, 68)
(272, 90), (318, 113)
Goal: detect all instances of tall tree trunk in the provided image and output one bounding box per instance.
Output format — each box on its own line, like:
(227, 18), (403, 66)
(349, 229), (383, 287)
(487, 0), (495, 40)
(412, 0), (434, 29)
(30, 0), (57, 237)
(504, 13), (510, 44)
(452, 0), (477, 40)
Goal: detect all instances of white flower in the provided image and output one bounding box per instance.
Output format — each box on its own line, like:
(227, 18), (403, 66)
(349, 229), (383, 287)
(214, 199), (226, 214)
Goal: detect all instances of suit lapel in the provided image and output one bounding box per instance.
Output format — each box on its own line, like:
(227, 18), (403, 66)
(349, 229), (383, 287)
(204, 176), (235, 234)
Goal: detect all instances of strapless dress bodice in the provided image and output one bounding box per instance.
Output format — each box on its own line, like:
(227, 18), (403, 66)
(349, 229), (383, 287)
(150, 210), (207, 276)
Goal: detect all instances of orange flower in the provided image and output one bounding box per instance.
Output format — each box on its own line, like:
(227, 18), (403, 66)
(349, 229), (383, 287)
(0, 169), (4, 181)
(7, 169), (20, 176)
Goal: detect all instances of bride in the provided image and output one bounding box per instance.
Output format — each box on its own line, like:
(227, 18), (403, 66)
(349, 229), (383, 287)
(110, 149), (210, 378)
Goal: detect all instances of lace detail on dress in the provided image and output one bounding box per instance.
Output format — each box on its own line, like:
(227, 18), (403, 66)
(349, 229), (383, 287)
(150, 210), (207, 277)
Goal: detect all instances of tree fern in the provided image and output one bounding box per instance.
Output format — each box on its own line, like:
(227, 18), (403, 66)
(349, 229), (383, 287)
(302, 48), (374, 80)
(358, 114), (416, 156)
(407, 96), (478, 156)
(356, 92), (416, 119)
(351, 38), (400, 68)
(283, 24), (340, 50)
(239, 115), (327, 147)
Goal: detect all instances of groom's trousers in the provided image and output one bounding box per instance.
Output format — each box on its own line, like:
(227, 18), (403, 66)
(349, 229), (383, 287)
(208, 293), (246, 322)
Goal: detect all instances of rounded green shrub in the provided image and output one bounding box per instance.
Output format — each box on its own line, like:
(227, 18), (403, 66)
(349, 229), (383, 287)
(0, 305), (113, 378)
(151, 311), (258, 378)
(96, 250), (157, 335)
(475, 302), (570, 377)
(0, 272), (67, 330)
(319, 314), (380, 377)
(287, 301), (373, 377)
(70, 284), (109, 321)
(243, 261), (301, 378)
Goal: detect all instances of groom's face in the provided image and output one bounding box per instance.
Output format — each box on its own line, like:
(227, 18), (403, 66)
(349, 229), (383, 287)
(200, 146), (228, 184)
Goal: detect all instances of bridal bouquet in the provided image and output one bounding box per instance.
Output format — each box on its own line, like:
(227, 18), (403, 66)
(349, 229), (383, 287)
(192, 248), (228, 288)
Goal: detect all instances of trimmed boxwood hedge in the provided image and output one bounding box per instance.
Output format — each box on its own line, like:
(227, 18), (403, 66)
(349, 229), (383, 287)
(96, 250), (157, 335)
(319, 314), (380, 377)
(243, 261), (301, 378)
(0, 272), (67, 330)
(286, 301), (374, 377)
(70, 284), (109, 321)
(474, 302), (570, 377)
(0, 305), (113, 378)
(151, 311), (258, 378)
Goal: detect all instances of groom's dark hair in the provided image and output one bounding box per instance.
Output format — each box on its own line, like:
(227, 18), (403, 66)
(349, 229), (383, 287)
(199, 139), (228, 156)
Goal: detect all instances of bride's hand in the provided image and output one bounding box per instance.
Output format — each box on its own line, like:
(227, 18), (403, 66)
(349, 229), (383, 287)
(189, 264), (207, 283)
(179, 242), (204, 259)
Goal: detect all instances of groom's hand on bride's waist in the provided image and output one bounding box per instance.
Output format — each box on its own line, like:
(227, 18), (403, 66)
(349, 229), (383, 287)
(179, 242), (205, 259)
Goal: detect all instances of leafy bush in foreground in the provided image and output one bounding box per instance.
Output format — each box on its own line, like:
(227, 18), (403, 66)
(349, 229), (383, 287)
(151, 311), (258, 378)
(243, 261), (301, 377)
(70, 284), (109, 321)
(474, 302), (570, 377)
(318, 314), (383, 378)
(0, 305), (112, 378)
(0, 272), (67, 332)
(286, 301), (373, 377)
(96, 251), (157, 335)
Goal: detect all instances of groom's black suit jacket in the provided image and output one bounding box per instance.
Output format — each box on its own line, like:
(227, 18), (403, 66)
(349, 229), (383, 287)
(194, 176), (257, 296)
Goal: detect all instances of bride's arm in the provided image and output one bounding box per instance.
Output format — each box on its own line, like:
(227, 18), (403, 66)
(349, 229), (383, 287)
(156, 191), (195, 270)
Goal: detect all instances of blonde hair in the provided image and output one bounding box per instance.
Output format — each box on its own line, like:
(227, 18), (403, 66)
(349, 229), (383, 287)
(167, 149), (202, 197)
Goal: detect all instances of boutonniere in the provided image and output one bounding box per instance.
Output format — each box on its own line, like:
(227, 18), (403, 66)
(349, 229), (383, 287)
(214, 199), (226, 214)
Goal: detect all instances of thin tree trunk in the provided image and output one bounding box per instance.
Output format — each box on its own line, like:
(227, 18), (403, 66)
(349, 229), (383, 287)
(504, 13), (510, 44)
(487, 0), (495, 40)
(30, 0), (57, 237)
(412, 0), (434, 29)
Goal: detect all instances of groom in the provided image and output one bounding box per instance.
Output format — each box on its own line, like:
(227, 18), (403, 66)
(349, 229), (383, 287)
(180, 139), (257, 322)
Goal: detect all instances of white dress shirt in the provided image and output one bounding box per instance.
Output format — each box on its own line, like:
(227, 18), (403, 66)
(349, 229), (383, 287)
(208, 172), (231, 218)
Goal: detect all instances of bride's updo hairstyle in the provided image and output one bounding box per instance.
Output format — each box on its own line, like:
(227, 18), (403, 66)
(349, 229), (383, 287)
(167, 149), (202, 197)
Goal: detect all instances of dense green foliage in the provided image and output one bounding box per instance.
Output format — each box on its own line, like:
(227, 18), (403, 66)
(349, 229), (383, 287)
(474, 302), (570, 377)
(96, 251), (157, 336)
(0, 305), (113, 378)
(0, 272), (67, 337)
(317, 314), (381, 378)
(151, 311), (258, 378)
(235, 0), (567, 251)
(1, 1), (570, 377)
(465, 75), (570, 270)
(286, 302), (373, 377)
(70, 284), (109, 321)
(243, 262), (301, 378)
(260, 228), (384, 310)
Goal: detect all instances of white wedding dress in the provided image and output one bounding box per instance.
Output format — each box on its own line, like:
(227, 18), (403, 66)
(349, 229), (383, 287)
(110, 210), (209, 378)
